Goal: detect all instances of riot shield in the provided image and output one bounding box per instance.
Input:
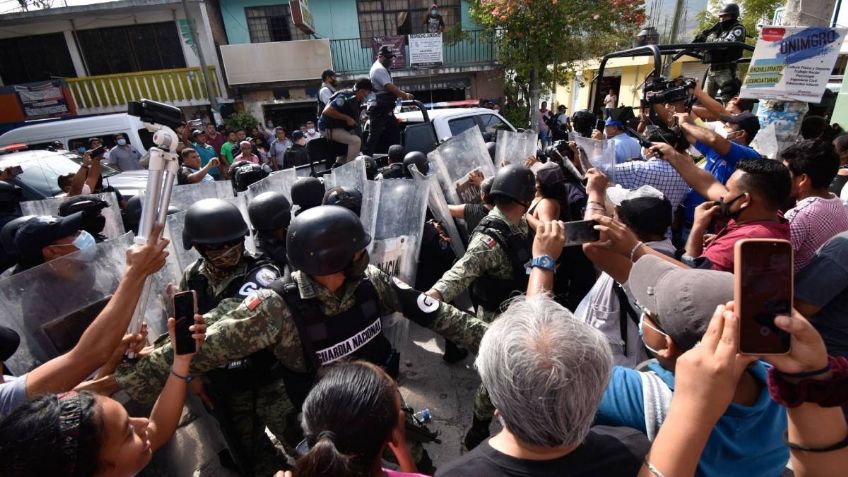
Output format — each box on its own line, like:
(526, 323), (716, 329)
(227, 195), (257, 255)
(430, 127), (496, 206)
(573, 135), (617, 182)
(495, 129), (538, 168)
(323, 157), (367, 191)
(0, 234), (136, 372)
(245, 168), (299, 203)
(163, 211), (201, 281)
(410, 166), (465, 259)
(170, 181), (235, 213)
(20, 192), (126, 240)
(362, 178), (430, 347)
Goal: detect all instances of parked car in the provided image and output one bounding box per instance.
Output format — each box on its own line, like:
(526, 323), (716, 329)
(394, 104), (516, 156)
(0, 113), (153, 155)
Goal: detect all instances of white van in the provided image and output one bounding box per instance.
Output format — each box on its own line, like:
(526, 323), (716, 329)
(0, 113), (153, 154)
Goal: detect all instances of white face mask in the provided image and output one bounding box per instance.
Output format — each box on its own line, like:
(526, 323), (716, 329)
(308, 128), (316, 134)
(116, 138), (127, 146)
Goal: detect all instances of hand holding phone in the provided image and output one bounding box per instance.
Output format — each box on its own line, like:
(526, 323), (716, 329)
(172, 291), (198, 355)
(563, 219), (600, 247)
(89, 145), (107, 158)
(595, 119), (605, 132)
(734, 239), (792, 355)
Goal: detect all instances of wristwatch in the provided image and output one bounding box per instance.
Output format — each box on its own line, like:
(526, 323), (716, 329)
(530, 255), (556, 272)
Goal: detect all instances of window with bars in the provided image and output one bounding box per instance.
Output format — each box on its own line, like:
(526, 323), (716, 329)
(245, 4), (310, 43)
(356, 0), (461, 46)
(0, 33), (77, 84)
(76, 22), (186, 76)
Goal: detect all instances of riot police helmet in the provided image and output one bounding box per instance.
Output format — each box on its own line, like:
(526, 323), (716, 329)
(486, 142), (497, 161)
(248, 191), (292, 232)
(571, 109), (596, 137)
(291, 177), (326, 215)
(232, 163), (270, 192)
(402, 151), (429, 177)
(182, 198), (248, 250)
(489, 164), (536, 206)
(357, 154), (379, 180)
(286, 205), (372, 276)
(719, 3), (740, 19)
(122, 193), (180, 235)
(322, 186), (363, 216)
(387, 144), (405, 164)
(0, 215), (35, 257)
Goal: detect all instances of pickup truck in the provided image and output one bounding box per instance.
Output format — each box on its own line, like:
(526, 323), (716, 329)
(394, 103), (517, 156)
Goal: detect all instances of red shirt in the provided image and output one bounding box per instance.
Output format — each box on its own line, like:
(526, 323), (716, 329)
(207, 132), (227, 155)
(702, 218), (790, 272)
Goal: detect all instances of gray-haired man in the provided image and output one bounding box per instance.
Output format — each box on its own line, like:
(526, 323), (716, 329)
(436, 295), (649, 476)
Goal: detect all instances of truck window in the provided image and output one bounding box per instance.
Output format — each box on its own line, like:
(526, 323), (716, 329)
(68, 134), (118, 153)
(477, 114), (510, 136)
(137, 129), (155, 150)
(448, 117), (477, 137)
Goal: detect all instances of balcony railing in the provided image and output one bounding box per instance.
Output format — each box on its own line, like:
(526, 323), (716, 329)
(330, 29), (497, 75)
(66, 66), (221, 114)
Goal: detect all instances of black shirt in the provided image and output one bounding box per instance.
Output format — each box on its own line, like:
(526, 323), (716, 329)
(436, 426), (649, 477)
(464, 203), (490, 232)
(829, 169), (848, 196)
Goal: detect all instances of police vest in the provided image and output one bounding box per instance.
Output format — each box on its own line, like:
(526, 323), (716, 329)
(269, 274), (394, 406)
(703, 21), (746, 64)
(320, 90), (360, 130)
(469, 215), (533, 313)
(379, 163), (406, 179)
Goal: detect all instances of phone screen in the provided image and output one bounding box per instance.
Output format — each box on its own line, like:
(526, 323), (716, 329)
(595, 119), (605, 131)
(564, 220), (600, 247)
(173, 291), (196, 355)
(736, 240), (792, 355)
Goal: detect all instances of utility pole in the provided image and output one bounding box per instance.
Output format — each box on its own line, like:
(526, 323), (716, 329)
(782, 0), (837, 27)
(181, 0), (221, 123)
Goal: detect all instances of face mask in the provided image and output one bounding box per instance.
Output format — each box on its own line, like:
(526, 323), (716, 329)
(116, 138), (127, 146)
(720, 17), (734, 29)
(638, 311), (669, 356)
(72, 230), (97, 262)
(344, 250), (370, 278)
(78, 147), (87, 154)
(431, 9), (438, 16)
(308, 128), (316, 134)
(202, 242), (244, 270)
(717, 193), (746, 220)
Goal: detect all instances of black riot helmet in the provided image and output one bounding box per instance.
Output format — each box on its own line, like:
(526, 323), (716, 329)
(0, 215), (35, 258)
(571, 109), (596, 138)
(322, 186), (363, 216)
(359, 155), (379, 180)
(287, 205), (371, 276)
(486, 142), (496, 161)
(489, 164), (536, 207)
(719, 3), (740, 20)
(387, 144), (405, 164)
(291, 177), (326, 215)
(182, 198), (248, 250)
(122, 193), (180, 235)
(248, 191), (292, 232)
(232, 163), (270, 192)
(402, 151), (428, 177)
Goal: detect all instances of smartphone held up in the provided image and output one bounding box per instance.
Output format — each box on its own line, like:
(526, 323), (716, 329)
(563, 220), (600, 247)
(734, 239), (792, 355)
(172, 290), (198, 355)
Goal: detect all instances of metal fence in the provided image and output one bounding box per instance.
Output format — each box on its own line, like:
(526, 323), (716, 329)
(330, 30), (497, 75)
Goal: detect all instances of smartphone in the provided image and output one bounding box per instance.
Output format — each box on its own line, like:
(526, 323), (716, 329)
(595, 119), (605, 131)
(564, 220), (600, 247)
(90, 145), (107, 158)
(734, 239), (792, 355)
(7, 165), (23, 177)
(172, 290), (198, 355)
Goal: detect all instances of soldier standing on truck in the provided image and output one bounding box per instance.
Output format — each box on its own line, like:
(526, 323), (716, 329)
(365, 45), (414, 155)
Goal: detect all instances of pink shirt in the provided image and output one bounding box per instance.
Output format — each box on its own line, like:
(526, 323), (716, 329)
(786, 194), (848, 271)
(384, 469), (430, 477)
(702, 218), (790, 272)
(234, 153), (260, 164)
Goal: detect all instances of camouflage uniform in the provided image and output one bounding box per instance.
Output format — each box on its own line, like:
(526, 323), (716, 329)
(115, 262), (487, 404)
(180, 256), (290, 477)
(431, 207), (530, 323)
(702, 21), (746, 102)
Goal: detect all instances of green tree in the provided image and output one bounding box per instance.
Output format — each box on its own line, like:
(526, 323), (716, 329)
(224, 111), (259, 133)
(469, 0), (645, 127)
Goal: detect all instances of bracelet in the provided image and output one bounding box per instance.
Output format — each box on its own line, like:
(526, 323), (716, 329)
(776, 362), (831, 379)
(170, 369), (193, 383)
(642, 457), (667, 477)
(588, 200), (605, 208)
(629, 241), (645, 262)
(784, 431), (848, 453)
(768, 356), (848, 408)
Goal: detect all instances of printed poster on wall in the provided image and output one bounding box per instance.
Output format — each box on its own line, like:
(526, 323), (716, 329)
(409, 33), (443, 67)
(741, 26), (846, 103)
(371, 36), (406, 69)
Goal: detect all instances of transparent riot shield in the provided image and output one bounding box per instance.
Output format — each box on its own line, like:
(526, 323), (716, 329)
(495, 129), (538, 168)
(170, 181), (235, 213)
(430, 127), (497, 206)
(245, 168), (299, 203)
(573, 135), (617, 182)
(0, 234), (136, 372)
(362, 178), (430, 347)
(163, 211), (201, 282)
(323, 157), (367, 191)
(227, 195), (256, 255)
(20, 192), (126, 240)
(410, 166), (465, 259)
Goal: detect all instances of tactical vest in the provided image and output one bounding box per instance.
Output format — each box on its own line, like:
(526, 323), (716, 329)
(469, 215), (533, 313)
(321, 90), (360, 130)
(379, 163), (406, 179)
(269, 274), (395, 406)
(703, 22), (745, 64)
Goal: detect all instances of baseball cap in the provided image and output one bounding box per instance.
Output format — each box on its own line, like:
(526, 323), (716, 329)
(535, 161), (565, 187)
(191, 129), (206, 138)
(378, 45), (396, 58)
(606, 184), (664, 206)
(14, 213), (84, 268)
(628, 255), (733, 351)
(292, 130), (304, 141)
(720, 111), (760, 140)
(605, 117), (625, 128)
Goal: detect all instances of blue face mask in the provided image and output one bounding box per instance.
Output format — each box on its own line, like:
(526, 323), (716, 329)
(72, 230), (97, 261)
(78, 147), (87, 154)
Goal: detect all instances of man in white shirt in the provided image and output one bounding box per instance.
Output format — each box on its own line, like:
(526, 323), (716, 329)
(604, 89), (618, 119)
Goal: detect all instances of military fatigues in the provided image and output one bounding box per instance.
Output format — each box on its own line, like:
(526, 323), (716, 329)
(701, 21), (746, 102)
(179, 256), (289, 477)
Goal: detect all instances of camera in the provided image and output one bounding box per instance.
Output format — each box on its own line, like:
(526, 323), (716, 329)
(128, 99), (183, 129)
(643, 76), (697, 106)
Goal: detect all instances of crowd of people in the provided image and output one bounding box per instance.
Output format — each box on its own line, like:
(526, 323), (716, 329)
(1, 63), (848, 477)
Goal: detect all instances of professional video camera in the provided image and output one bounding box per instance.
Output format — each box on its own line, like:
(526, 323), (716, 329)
(643, 76), (697, 106)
